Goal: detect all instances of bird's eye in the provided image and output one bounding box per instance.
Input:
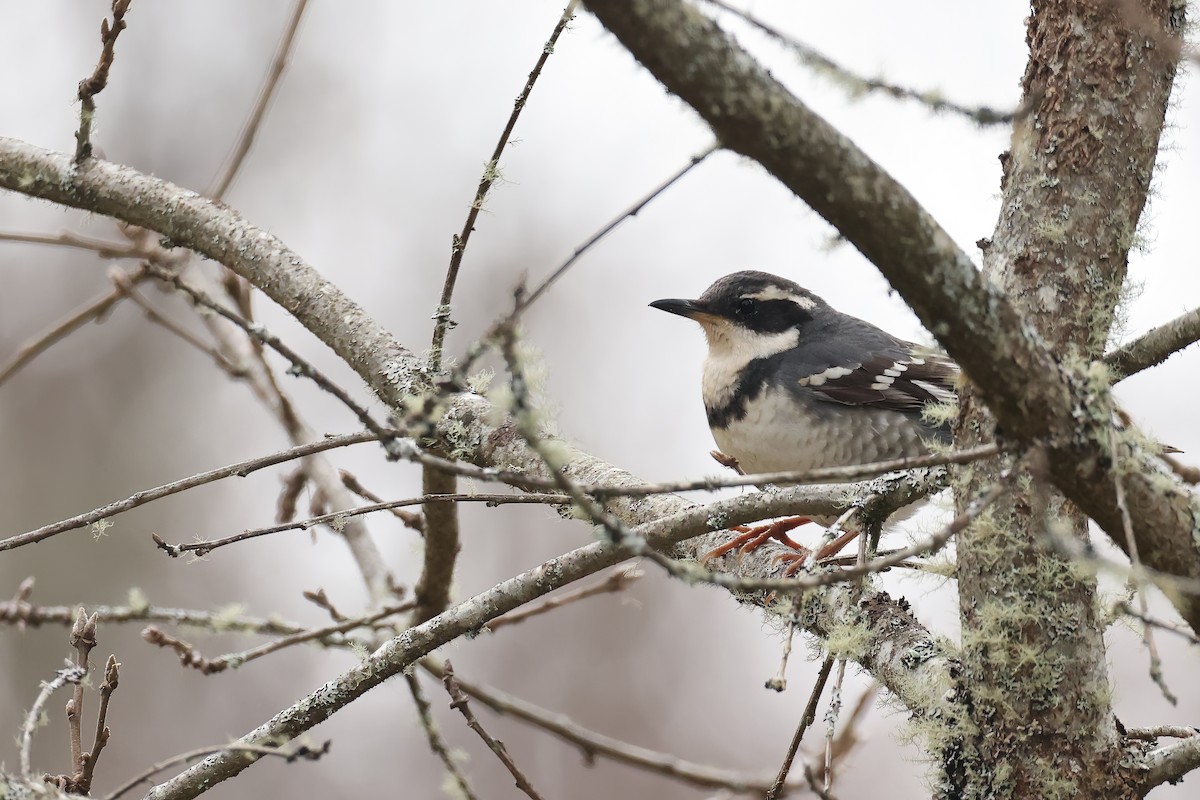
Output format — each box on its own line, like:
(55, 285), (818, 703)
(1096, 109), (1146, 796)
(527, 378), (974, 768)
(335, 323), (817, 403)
(735, 298), (757, 317)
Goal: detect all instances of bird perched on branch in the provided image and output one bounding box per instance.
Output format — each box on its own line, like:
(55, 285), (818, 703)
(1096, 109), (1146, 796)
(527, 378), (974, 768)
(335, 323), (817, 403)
(650, 270), (958, 566)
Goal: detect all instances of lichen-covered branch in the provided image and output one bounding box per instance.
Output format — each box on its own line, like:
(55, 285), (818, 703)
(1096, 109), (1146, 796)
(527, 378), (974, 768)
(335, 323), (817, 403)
(1105, 304), (1200, 382)
(142, 474), (952, 799)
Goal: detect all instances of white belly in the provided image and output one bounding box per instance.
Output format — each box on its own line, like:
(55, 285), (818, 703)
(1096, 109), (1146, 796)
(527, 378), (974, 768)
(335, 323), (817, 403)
(710, 387), (929, 475)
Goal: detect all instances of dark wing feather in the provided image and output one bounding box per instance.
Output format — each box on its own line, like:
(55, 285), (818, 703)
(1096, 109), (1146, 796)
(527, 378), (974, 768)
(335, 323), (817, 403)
(779, 314), (959, 414)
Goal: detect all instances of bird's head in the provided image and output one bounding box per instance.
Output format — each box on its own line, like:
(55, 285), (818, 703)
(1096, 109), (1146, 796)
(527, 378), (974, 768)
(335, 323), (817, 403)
(650, 271), (827, 360)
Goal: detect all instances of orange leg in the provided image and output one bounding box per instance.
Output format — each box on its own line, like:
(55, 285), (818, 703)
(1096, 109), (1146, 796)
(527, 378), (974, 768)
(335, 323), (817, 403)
(701, 516), (812, 563)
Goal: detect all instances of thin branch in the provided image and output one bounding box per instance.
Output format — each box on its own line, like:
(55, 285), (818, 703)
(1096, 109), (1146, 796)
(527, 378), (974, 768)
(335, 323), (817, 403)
(821, 660), (848, 792)
(586, 443), (1002, 498)
(109, 268), (241, 374)
(74, 0), (132, 162)
(807, 682), (880, 783)
(1111, 427), (1177, 704)
(0, 229), (142, 258)
(405, 673), (478, 800)
(102, 741), (329, 800)
(20, 665), (87, 779)
(339, 469), (424, 532)
(142, 602), (412, 675)
(1128, 726), (1199, 741)
(421, 658), (791, 794)
(159, 492), (570, 557)
(1111, 602), (1200, 646)
(420, 1), (579, 626)
(1105, 304), (1200, 381)
(430, 0), (579, 370)
(208, 0), (310, 200)
(0, 430), (383, 552)
(0, 264), (148, 389)
(82, 655), (120, 792)
(449, 142), (719, 382)
(505, 142), (719, 324)
(0, 588), (356, 642)
(766, 656), (835, 800)
(701, 0), (1024, 125)
(442, 661), (546, 800)
(147, 264), (396, 447)
(485, 565), (642, 632)
(68, 609), (97, 782)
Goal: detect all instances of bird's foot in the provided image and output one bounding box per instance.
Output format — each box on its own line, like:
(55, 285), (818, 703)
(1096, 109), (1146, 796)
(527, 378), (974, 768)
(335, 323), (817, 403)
(772, 527), (863, 576)
(701, 516), (811, 564)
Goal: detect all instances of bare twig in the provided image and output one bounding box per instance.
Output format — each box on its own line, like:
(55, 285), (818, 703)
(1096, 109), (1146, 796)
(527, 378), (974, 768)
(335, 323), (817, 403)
(142, 603), (412, 675)
(806, 682), (879, 781)
(1127, 726), (1200, 741)
(1111, 427), (1177, 705)
(422, 658), (791, 793)
(502, 143), (719, 325)
(0, 430), (383, 552)
(486, 565), (642, 631)
(701, 0), (1025, 126)
(405, 673), (478, 800)
(0, 264), (149, 389)
(822, 660), (848, 791)
(160, 492), (570, 557)
(339, 469), (424, 531)
(442, 661), (545, 800)
(449, 142), (719, 382)
(208, 0), (310, 200)
(0, 586), (361, 643)
(20, 665), (87, 779)
(584, 442), (1002, 498)
(430, 0), (580, 369)
(765, 656), (835, 800)
(109, 267), (241, 374)
(147, 264), (395, 447)
(765, 595), (802, 692)
(68, 610), (98, 781)
(0, 229), (142, 258)
(102, 741), (329, 800)
(82, 655), (121, 791)
(1111, 602), (1200, 647)
(75, 0), (133, 162)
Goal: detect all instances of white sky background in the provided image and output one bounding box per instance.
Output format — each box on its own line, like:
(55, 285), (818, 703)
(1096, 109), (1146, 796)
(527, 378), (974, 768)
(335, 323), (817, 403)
(1, 1), (1198, 797)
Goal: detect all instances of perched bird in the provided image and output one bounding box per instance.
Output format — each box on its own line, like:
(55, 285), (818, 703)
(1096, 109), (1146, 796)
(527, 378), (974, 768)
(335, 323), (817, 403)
(650, 270), (958, 564)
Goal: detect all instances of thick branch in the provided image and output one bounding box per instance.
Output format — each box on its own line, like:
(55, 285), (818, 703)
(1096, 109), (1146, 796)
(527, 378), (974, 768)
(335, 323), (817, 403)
(0, 138), (420, 408)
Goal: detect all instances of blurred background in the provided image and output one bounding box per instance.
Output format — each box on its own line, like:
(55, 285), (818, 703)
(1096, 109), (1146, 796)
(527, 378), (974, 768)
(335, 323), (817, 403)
(1, 1), (1198, 797)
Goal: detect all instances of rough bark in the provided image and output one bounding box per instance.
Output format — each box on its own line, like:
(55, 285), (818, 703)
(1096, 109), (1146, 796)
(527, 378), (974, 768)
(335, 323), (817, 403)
(950, 2), (1181, 797)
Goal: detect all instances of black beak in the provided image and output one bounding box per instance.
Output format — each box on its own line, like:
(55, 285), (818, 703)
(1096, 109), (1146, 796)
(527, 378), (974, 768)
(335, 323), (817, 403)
(649, 298), (706, 318)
